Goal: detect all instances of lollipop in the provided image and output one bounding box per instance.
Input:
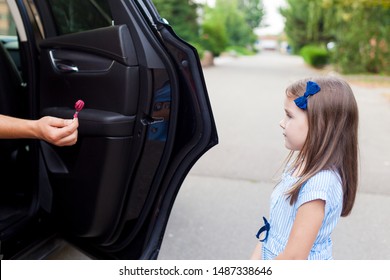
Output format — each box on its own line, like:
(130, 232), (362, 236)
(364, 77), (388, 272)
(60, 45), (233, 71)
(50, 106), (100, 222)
(73, 99), (85, 118)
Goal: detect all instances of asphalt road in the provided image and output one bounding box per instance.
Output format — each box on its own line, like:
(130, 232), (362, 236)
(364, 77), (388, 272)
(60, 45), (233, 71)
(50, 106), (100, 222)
(158, 51), (390, 260)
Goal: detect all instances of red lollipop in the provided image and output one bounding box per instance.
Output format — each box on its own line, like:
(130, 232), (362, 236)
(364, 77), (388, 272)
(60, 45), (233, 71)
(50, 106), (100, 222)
(73, 99), (85, 118)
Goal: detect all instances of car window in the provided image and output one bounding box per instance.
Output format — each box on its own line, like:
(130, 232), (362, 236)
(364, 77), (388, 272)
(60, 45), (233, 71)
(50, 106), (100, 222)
(0, 1), (20, 69)
(48, 0), (112, 35)
(0, 0), (17, 36)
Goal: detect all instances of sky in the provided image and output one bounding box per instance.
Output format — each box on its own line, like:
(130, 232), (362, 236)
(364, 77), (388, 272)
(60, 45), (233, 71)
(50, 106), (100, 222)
(257, 0), (286, 35)
(197, 0), (286, 35)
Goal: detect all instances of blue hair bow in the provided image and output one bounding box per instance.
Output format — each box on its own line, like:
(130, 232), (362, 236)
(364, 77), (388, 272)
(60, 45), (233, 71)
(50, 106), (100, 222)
(294, 81), (321, 110)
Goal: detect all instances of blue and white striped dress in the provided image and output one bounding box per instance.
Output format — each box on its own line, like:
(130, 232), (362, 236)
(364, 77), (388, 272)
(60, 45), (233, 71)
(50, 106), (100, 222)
(261, 168), (343, 260)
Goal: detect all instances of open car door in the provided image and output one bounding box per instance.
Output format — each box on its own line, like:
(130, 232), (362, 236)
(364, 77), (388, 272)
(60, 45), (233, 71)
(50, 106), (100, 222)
(3, 0), (217, 259)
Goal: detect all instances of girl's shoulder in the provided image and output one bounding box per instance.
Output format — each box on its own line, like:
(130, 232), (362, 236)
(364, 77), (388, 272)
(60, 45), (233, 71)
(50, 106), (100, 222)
(307, 169), (341, 186)
(296, 169), (343, 209)
(302, 169), (342, 196)
(302, 170), (342, 194)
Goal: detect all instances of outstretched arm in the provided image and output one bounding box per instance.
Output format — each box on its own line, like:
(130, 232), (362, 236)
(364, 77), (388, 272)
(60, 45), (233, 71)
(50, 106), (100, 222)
(0, 114), (79, 146)
(275, 199), (325, 260)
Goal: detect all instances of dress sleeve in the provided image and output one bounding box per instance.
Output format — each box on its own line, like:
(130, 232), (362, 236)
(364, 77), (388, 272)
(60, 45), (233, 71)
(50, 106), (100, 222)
(295, 170), (341, 209)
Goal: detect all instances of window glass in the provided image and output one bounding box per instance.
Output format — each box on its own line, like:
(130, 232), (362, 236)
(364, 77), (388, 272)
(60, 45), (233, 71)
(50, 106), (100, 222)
(0, 0), (17, 36)
(48, 0), (112, 35)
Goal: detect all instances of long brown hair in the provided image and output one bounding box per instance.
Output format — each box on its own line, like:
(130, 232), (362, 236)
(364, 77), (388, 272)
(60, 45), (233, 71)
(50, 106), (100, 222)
(285, 76), (359, 217)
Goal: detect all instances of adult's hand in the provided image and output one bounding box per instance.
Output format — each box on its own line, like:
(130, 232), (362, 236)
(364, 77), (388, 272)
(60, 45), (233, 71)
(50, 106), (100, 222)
(35, 116), (79, 146)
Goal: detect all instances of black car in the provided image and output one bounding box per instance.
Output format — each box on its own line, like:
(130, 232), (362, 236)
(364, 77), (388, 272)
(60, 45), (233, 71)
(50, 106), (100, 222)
(0, 0), (217, 259)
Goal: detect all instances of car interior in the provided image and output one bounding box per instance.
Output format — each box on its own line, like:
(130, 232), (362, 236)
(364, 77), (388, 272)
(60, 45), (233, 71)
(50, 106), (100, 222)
(2, 0), (140, 248)
(0, 6), (35, 240)
(0, 0), (176, 257)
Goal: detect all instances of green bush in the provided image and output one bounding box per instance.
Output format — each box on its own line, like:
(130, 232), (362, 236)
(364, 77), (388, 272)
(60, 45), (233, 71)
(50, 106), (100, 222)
(190, 42), (205, 60)
(300, 45), (329, 68)
(200, 20), (228, 57)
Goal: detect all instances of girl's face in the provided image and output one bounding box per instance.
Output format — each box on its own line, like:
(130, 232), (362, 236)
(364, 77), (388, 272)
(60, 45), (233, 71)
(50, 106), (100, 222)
(279, 95), (308, 151)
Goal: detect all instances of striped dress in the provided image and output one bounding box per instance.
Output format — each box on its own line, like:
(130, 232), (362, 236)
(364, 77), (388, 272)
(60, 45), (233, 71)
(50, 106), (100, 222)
(261, 168), (343, 260)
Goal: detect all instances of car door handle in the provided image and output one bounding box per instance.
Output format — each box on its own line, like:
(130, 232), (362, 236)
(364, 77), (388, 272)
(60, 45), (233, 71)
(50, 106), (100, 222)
(49, 50), (79, 73)
(55, 62), (79, 73)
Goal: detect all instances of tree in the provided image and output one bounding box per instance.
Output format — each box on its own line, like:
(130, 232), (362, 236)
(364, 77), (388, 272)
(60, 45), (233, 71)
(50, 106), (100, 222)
(238, 0), (265, 30)
(280, 0), (333, 54)
(220, 0), (254, 47)
(280, 0), (390, 74)
(200, 4), (229, 56)
(152, 0), (265, 57)
(325, 0), (390, 74)
(152, 0), (200, 43)
(200, 0), (264, 55)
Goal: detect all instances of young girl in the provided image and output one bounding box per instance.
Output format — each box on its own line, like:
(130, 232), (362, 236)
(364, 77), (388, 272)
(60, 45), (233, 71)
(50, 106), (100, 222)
(252, 76), (359, 260)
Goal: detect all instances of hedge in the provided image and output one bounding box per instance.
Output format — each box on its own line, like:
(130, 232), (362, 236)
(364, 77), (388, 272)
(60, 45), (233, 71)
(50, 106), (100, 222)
(300, 45), (329, 68)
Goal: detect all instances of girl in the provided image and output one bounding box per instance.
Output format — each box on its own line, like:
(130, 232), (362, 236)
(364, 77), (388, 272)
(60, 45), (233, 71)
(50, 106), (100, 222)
(252, 76), (359, 260)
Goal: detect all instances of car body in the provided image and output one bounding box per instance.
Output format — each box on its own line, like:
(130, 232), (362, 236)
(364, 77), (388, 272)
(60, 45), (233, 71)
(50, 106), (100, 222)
(0, 0), (217, 259)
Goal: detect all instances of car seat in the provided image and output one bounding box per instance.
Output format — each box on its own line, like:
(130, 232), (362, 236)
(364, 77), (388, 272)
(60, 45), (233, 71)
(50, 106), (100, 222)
(0, 41), (31, 227)
(0, 40), (24, 117)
